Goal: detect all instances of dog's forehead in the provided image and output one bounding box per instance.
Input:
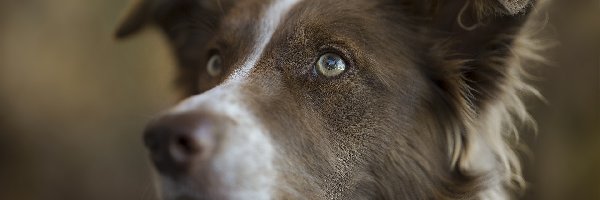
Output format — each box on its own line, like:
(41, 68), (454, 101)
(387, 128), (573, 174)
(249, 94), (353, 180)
(231, 0), (302, 81)
(221, 0), (381, 43)
(218, 0), (389, 82)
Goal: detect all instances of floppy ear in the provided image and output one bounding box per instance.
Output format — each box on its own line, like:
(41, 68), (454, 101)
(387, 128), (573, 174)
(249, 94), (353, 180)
(115, 0), (232, 94)
(410, 0), (539, 110)
(409, 0), (544, 195)
(115, 0), (230, 39)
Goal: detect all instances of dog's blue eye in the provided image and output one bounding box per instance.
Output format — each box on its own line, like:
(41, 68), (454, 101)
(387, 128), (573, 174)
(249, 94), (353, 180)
(316, 53), (346, 77)
(206, 54), (222, 77)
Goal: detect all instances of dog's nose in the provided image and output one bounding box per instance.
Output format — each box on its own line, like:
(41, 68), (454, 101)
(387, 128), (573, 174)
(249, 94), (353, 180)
(143, 113), (218, 177)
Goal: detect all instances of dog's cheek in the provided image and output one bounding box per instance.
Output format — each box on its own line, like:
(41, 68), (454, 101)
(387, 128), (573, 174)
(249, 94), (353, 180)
(303, 76), (391, 165)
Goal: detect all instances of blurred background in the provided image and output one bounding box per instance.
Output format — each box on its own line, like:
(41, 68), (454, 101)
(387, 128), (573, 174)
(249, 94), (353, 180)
(0, 0), (597, 199)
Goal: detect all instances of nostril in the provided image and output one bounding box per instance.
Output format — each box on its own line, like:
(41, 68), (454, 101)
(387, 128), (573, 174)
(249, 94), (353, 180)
(170, 133), (200, 163)
(143, 113), (220, 176)
(176, 134), (197, 154)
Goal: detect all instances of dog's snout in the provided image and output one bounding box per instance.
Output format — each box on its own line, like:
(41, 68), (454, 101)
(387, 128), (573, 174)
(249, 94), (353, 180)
(143, 113), (218, 177)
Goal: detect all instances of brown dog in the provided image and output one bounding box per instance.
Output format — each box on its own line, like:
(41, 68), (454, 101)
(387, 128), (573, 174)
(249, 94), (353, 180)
(117, 0), (546, 199)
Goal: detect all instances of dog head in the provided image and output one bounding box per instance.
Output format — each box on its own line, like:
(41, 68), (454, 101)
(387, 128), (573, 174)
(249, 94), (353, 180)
(117, 0), (542, 199)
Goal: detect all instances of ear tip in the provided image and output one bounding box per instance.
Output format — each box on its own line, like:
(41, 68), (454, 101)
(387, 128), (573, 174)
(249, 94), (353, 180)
(114, 12), (152, 39)
(114, 24), (139, 39)
(114, 28), (129, 39)
(499, 0), (535, 15)
(114, 0), (154, 39)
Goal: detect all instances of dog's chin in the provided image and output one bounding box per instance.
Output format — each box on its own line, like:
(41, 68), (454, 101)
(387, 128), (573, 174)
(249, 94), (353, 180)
(160, 187), (245, 200)
(168, 194), (215, 200)
(158, 176), (263, 200)
(171, 195), (198, 200)
(157, 179), (208, 200)
(159, 185), (213, 200)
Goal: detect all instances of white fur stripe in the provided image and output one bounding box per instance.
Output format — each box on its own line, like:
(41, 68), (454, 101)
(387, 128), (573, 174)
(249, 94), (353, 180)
(226, 0), (302, 82)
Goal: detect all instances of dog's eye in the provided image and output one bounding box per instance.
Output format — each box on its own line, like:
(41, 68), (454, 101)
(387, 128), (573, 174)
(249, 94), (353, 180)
(206, 54), (222, 77)
(316, 53), (346, 77)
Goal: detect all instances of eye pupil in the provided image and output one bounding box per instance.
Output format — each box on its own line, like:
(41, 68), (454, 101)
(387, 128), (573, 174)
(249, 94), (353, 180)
(317, 53), (346, 77)
(325, 57), (338, 69)
(207, 54), (222, 77)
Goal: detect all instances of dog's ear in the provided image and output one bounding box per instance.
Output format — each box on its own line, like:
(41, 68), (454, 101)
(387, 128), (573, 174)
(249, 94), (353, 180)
(409, 0), (543, 189)
(115, 0), (233, 95)
(114, 0), (154, 39)
(416, 0), (535, 57)
(115, 0), (231, 39)
(495, 0), (534, 15)
(408, 0), (538, 108)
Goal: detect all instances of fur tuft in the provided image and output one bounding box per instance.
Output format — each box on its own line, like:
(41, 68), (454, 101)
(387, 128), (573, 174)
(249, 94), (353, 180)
(428, 1), (553, 199)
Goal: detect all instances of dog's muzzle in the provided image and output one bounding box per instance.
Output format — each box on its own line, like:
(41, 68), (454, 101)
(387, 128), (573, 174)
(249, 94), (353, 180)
(142, 85), (276, 200)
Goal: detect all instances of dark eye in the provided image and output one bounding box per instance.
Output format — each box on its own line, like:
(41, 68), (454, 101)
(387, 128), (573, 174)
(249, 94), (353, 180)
(316, 53), (346, 77)
(206, 54), (222, 77)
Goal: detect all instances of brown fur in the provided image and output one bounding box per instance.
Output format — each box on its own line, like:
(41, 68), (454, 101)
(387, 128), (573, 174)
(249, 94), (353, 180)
(117, 0), (549, 199)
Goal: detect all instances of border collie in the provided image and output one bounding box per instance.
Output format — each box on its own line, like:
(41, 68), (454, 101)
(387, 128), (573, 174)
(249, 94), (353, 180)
(116, 0), (547, 199)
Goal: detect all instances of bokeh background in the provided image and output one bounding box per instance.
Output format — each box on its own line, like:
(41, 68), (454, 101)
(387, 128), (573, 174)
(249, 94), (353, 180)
(0, 0), (598, 199)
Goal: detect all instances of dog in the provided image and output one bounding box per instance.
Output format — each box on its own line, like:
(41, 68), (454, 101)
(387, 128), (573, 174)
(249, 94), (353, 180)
(116, 0), (546, 199)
